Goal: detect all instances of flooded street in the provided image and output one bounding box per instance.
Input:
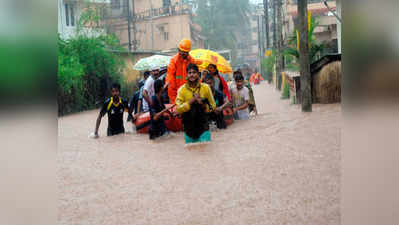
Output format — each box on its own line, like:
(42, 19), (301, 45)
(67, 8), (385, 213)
(58, 82), (341, 225)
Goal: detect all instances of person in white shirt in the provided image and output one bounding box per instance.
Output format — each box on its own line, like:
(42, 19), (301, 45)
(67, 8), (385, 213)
(142, 65), (161, 112)
(229, 71), (250, 120)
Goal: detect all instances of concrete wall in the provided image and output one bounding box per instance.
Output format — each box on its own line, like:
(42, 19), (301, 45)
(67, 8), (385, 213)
(113, 0), (201, 52)
(116, 51), (157, 83)
(116, 14), (192, 51)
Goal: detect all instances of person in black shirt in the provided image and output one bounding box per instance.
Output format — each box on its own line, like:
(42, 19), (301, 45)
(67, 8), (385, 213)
(92, 83), (131, 138)
(203, 74), (229, 129)
(149, 79), (174, 140)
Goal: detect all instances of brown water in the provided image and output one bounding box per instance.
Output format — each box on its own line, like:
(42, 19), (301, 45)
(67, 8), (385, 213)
(58, 82), (341, 225)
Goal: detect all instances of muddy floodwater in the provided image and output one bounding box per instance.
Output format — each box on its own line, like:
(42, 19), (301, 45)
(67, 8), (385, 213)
(58, 82), (341, 225)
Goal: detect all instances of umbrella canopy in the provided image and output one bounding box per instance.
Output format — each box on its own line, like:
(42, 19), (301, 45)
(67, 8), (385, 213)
(189, 49), (233, 74)
(133, 55), (172, 71)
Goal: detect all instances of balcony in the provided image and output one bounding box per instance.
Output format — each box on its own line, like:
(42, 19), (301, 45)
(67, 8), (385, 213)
(134, 4), (191, 22)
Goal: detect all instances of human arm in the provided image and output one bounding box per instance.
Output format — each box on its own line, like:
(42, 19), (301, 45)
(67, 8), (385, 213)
(153, 104), (175, 121)
(123, 99), (134, 122)
(233, 101), (248, 113)
(142, 89), (152, 108)
(176, 87), (201, 114)
(93, 101), (107, 138)
(205, 85), (216, 112)
(93, 114), (102, 138)
(166, 59), (177, 103)
(215, 96), (230, 113)
(189, 55), (203, 66)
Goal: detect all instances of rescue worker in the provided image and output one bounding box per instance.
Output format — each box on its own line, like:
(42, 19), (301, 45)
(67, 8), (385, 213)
(165, 39), (202, 104)
(249, 69), (264, 85)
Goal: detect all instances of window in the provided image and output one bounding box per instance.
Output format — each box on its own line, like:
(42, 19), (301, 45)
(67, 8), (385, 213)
(64, 3), (75, 27)
(163, 0), (171, 8)
(112, 0), (120, 10)
(164, 32), (169, 41)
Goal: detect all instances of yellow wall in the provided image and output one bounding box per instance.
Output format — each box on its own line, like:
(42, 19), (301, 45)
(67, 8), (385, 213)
(116, 52), (156, 84)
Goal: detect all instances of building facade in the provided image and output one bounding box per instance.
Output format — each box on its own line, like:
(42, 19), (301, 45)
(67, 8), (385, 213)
(107, 0), (205, 53)
(58, 0), (109, 39)
(286, 0), (338, 52)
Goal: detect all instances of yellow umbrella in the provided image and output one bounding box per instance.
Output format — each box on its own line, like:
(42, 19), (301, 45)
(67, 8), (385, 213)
(189, 49), (233, 74)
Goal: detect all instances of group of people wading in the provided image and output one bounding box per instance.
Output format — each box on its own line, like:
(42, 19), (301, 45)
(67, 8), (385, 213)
(91, 39), (260, 145)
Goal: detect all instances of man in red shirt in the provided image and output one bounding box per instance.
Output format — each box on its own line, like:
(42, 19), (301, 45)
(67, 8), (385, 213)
(165, 39), (202, 104)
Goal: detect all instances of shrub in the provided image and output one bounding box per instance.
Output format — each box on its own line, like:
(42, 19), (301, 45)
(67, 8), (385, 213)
(281, 82), (290, 99)
(57, 34), (125, 115)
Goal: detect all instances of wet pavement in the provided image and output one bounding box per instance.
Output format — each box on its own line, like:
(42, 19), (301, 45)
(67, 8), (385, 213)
(58, 82), (341, 225)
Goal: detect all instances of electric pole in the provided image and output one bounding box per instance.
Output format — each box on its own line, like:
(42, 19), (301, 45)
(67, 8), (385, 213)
(263, 0), (270, 49)
(127, 0), (132, 52)
(276, 0), (283, 90)
(149, 0), (154, 50)
(132, 0), (138, 51)
(272, 0), (277, 49)
(257, 15), (262, 68)
(298, 0), (312, 112)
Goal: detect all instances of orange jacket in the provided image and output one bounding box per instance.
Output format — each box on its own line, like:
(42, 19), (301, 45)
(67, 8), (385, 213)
(249, 73), (264, 83)
(166, 53), (201, 103)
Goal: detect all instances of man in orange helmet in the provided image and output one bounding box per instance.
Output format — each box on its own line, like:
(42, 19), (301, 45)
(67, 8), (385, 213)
(166, 39), (202, 104)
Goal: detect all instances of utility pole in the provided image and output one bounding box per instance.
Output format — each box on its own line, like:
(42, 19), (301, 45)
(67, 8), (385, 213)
(126, 0), (132, 52)
(260, 15), (265, 59)
(263, 0), (270, 48)
(272, 0), (277, 49)
(149, 0), (154, 50)
(298, 0), (312, 112)
(132, 0), (138, 51)
(257, 15), (262, 70)
(276, 0), (283, 90)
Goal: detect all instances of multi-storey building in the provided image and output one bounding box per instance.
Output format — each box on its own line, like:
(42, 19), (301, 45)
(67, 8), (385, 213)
(58, 0), (110, 39)
(107, 0), (205, 52)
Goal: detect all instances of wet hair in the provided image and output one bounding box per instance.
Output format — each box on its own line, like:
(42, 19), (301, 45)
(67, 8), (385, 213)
(154, 79), (163, 94)
(233, 71), (244, 81)
(204, 74), (214, 82)
(186, 63), (199, 73)
(111, 83), (121, 91)
(208, 64), (218, 73)
(208, 64), (216, 69)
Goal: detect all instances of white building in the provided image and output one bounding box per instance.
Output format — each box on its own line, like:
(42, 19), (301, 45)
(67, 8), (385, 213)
(58, 0), (110, 39)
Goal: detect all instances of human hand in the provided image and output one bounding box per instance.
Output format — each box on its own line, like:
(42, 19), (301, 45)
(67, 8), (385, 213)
(232, 108), (237, 114)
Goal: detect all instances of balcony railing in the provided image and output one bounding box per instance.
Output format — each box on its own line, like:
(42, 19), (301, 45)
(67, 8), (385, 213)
(134, 4), (191, 22)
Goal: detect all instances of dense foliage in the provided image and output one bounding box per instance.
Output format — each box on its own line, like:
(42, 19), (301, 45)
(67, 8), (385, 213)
(283, 17), (328, 66)
(58, 34), (125, 115)
(261, 50), (276, 83)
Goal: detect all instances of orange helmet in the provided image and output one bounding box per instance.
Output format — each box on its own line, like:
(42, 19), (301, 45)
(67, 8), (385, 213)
(178, 39), (191, 52)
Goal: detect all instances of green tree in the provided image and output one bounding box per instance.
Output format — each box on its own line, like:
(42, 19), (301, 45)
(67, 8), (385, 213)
(190, 0), (251, 63)
(58, 3), (126, 115)
(283, 17), (328, 67)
